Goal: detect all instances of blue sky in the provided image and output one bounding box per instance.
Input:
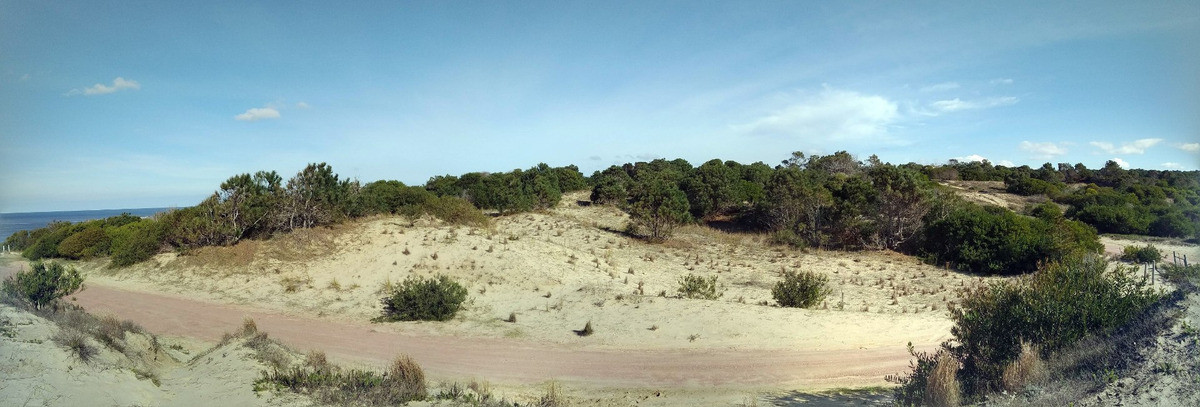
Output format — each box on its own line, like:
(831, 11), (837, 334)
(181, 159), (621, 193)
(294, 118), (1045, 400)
(1, 1), (1197, 212)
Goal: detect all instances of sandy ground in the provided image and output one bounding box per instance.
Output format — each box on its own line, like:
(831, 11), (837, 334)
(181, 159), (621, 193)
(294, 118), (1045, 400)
(0, 300), (309, 407)
(3, 191), (992, 404)
(1078, 284), (1200, 407)
(76, 191), (963, 356)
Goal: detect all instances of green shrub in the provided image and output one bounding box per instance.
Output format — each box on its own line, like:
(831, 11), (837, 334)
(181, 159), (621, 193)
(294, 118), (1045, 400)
(421, 196), (489, 227)
(108, 219), (164, 267)
(772, 270), (830, 308)
(1120, 244), (1162, 264)
(920, 204), (1100, 275)
(676, 274), (722, 300)
(949, 255), (1157, 395)
(380, 275), (468, 321)
(2, 261), (84, 310)
(57, 226), (111, 259)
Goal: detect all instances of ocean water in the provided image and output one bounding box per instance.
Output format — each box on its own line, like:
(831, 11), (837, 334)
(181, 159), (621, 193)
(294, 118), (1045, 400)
(0, 207), (174, 241)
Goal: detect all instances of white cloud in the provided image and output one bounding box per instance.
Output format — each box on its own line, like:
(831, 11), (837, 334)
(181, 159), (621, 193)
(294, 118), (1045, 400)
(235, 107), (281, 121)
(929, 96), (1019, 113)
(1163, 162), (1184, 169)
(1110, 158), (1130, 168)
(68, 77), (141, 96)
(998, 160), (1016, 167)
(295, 102), (310, 109)
(990, 78), (1014, 85)
(920, 82), (960, 92)
(1179, 143), (1200, 152)
(953, 154), (989, 163)
(1019, 141), (1069, 159)
(734, 88), (899, 140)
(1089, 138), (1162, 154)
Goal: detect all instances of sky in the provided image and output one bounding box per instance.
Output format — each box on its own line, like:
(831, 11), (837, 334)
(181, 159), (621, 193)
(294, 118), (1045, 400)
(1, 1), (1198, 212)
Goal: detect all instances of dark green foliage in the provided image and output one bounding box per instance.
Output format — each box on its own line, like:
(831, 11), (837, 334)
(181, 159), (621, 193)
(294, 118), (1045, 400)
(380, 275), (468, 322)
(1120, 244), (1162, 264)
(425, 163), (583, 214)
(772, 270), (830, 308)
(359, 180), (434, 217)
(4, 229), (34, 252)
(21, 221), (75, 260)
(948, 256), (1157, 395)
(920, 203), (1100, 275)
(676, 274), (721, 300)
(108, 219), (164, 267)
(256, 354), (427, 405)
(2, 261), (84, 310)
(625, 177), (691, 242)
(56, 226), (111, 259)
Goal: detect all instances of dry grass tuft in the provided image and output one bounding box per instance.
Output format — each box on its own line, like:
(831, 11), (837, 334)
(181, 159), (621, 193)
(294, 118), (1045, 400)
(388, 355), (428, 399)
(924, 352), (961, 407)
(1001, 341), (1046, 392)
(536, 381), (568, 407)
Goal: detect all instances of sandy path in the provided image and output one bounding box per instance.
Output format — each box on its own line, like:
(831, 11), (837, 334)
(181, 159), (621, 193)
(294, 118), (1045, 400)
(61, 279), (918, 390)
(1, 260), (923, 390)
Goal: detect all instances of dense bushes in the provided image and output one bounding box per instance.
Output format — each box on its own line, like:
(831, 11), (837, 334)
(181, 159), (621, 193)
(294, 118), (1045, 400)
(379, 275), (468, 321)
(2, 261), (84, 310)
(772, 270), (830, 308)
(108, 220), (165, 267)
(424, 163), (587, 214)
(893, 255), (1158, 400)
(919, 203), (1100, 275)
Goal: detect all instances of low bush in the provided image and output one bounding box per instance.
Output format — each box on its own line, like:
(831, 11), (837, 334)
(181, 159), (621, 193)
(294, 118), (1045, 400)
(421, 196), (490, 227)
(949, 255), (1157, 395)
(1120, 244), (1162, 264)
(108, 219), (164, 267)
(256, 354), (427, 405)
(2, 261), (84, 310)
(52, 329), (97, 363)
(920, 204), (1100, 275)
(380, 275), (468, 321)
(677, 274), (722, 300)
(772, 270), (830, 308)
(56, 226), (112, 259)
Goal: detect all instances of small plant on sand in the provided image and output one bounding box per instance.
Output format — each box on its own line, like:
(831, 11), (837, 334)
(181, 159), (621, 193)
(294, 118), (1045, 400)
(536, 381), (567, 407)
(379, 274), (468, 322)
(772, 270), (830, 308)
(52, 329), (97, 363)
(2, 261), (84, 310)
(677, 274), (722, 300)
(576, 320), (594, 336)
(506, 312), (517, 323)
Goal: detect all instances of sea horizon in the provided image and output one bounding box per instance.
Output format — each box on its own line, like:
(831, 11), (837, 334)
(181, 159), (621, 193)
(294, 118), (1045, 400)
(0, 207), (175, 240)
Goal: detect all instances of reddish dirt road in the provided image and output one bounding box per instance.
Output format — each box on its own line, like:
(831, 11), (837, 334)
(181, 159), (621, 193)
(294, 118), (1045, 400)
(4, 262), (924, 389)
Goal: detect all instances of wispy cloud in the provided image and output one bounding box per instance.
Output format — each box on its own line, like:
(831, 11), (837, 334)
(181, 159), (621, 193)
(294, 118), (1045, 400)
(734, 87), (899, 140)
(929, 96), (1019, 113)
(1162, 162), (1184, 169)
(920, 82), (960, 92)
(235, 107), (281, 121)
(295, 102), (311, 109)
(1178, 143), (1200, 153)
(67, 77), (140, 96)
(1019, 141), (1069, 159)
(1089, 138), (1162, 154)
(19, 73), (30, 81)
(989, 78), (1014, 85)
